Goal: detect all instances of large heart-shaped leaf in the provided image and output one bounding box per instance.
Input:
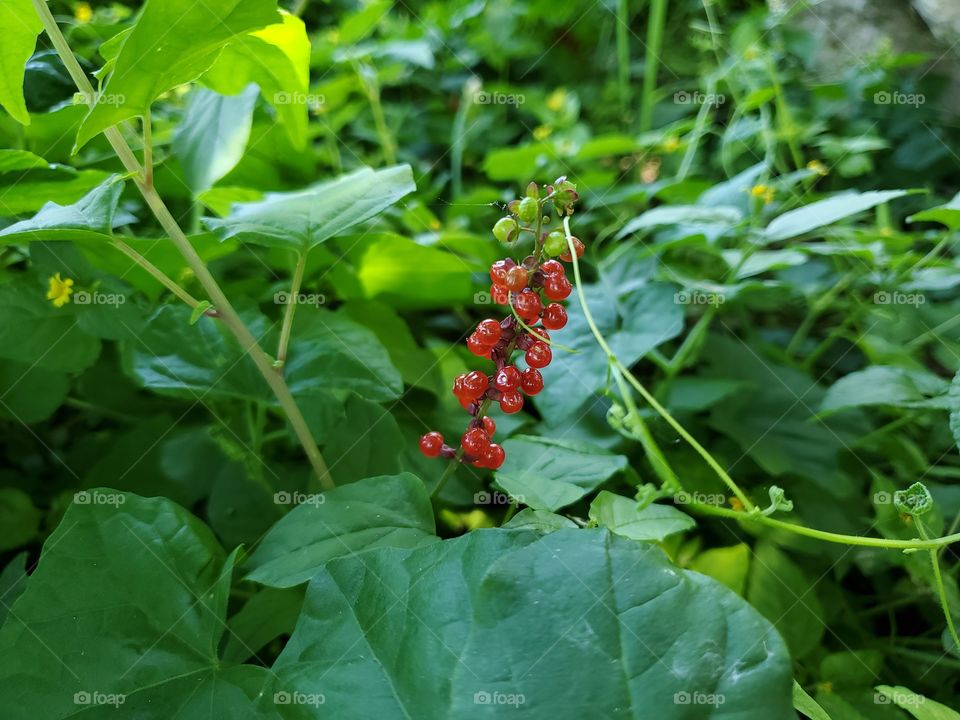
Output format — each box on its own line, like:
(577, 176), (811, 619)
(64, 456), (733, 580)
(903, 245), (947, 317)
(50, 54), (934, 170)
(245, 473), (437, 588)
(203, 165), (416, 253)
(76, 0), (280, 148)
(0, 0), (42, 125)
(272, 528), (794, 718)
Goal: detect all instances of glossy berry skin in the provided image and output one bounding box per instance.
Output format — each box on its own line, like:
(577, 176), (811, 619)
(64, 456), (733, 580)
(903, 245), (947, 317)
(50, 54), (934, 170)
(419, 431), (444, 457)
(525, 341), (552, 369)
(560, 236), (585, 262)
(513, 289), (542, 322)
(540, 259), (564, 277)
(494, 365), (521, 392)
(475, 319), (501, 345)
(504, 265), (529, 292)
(490, 259), (514, 287)
(493, 217), (518, 243)
(520, 367), (544, 395)
(544, 274), (572, 300)
(462, 370), (488, 397)
(467, 334), (491, 357)
(541, 303), (567, 330)
(544, 231), (567, 256)
(461, 427), (491, 455)
(517, 196), (538, 223)
(500, 391), (524, 414)
(482, 416), (496, 436)
(483, 443), (506, 469)
(490, 284), (509, 305)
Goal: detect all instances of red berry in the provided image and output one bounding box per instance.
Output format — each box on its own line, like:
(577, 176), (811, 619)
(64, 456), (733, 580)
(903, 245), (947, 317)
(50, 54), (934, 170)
(532, 328), (550, 343)
(544, 274), (572, 300)
(482, 416), (496, 436)
(462, 427), (491, 455)
(494, 365), (521, 392)
(462, 370), (489, 397)
(560, 236), (585, 262)
(513, 289), (542, 322)
(419, 431), (444, 457)
(500, 391), (524, 414)
(525, 341), (552, 369)
(542, 303), (567, 330)
(458, 395), (475, 411)
(467, 334), (491, 357)
(483, 443), (506, 469)
(490, 259), (514, 287)
(520, 368), (544, 395)
(491, 284), (509, 305)
(476, 319), (501, 345)
(504, 265), (529, 292)
(541, 259), (564, 277)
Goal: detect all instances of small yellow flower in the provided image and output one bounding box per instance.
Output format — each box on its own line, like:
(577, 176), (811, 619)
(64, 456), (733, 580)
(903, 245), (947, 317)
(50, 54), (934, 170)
(75, 2), (93, 23)
(662, 136), (681, 153)
(749, 184), (775, 204)
(533, 124), (552, 141)
(743, 46), (759, 61)
(47, 273), (74, 308)
(729, 497), (745, 512)
(546, 89), (567, 113)
(806, 159), (829, 176)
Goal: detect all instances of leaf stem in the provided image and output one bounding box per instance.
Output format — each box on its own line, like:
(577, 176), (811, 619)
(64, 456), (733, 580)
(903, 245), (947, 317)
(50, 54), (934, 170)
(111, 238), (205, 311)
(639, 0), (668, 132)
(33, 0), (334, 490)
(276, 251), (307, 370)
(142, 110), (153, 189)
(918, 519), (960, 652)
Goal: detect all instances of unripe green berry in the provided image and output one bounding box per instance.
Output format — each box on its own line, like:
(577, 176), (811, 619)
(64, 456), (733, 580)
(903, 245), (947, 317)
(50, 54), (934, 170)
(544, 230), (567, 256)
(517, 196), (538, 223)
(493, 217), (518, 243)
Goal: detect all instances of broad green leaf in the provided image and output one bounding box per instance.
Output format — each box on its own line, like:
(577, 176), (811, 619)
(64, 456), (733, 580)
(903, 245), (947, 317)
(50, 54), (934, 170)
(245, 473), (437, 587)
(75, 0), (280, 148)
(222, 587), (305, 665)
(494, 436), (627, 511)
(909, 193), (960, 230)
(0, 553), (28, 626)
(0, 0), (42, 125)
(0, 175), (127, 245)
(503, 508), (578, 531)
(689, 544), (750, 595)
(793, 681), (834, 720)
(0, 149), (48, 172)
(589, 491), (695, 541)
(0, 168), (110, 217)
(0, 360), (69, 423)
(202, 12), (311, 148)
(0, 491), (281, 720)
(820, 650), (884, 690)
(762, 190), (910, 242)
(874, 686), (960, 720)
(0, 488), (41, 551)
(618, 205), (743, 237)
(321, 395), (403, 485)
(173, 86), (259, 193)
(747, 542), (825, 659)
(274, 529), (795, 718)
(823, 366), (949, 412)
(203, 165), (416, 253)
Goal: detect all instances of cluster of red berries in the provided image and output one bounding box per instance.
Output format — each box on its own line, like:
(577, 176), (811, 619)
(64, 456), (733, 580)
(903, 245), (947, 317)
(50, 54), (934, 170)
(419, 178), (583, 471)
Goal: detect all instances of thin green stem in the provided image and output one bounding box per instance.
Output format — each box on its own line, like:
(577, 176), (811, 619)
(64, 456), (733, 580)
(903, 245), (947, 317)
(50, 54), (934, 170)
(111, 239), (205, 310)
(276, 251), (307, 369)
(354, 61), (396, 165)
(142, 110), (153, 189)
(616, 0), (630, 120)
(33, 0), (334, 490)
(639, 0), (668, 132)
(918, 519), (960, 652)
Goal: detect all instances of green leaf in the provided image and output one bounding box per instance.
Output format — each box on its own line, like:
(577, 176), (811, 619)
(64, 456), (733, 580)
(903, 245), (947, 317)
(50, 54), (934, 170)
(823, 366), (949, 412)
(173, 86), (259, 193)
(494, 436), (627, 511)
(0, 488), (41, 551)
(0, 168), (111, 217)
(274, 529), (795, 718)
(0, 491), (280, 720)
(222, 586), (305, 665)
(322, 395), (404, 485)
(203, 165), (416, 253)
(762, 190), (911, 242)
(874, 686), (960, 720)
(909, 193), (960, 230)
(689, 544), (750, 595)
(0, 0), (42, 125)
(949, 368), (960, 453)
(618, 205), (743, 237)
(0, 553), (28, 626)
(75, 0), (280, 148)
(0, 175), (127, 245)
(589, 491), (695, 541)
(0, 149), (49, 172)
(893, 482), (934, 517)
(201, 12), (311, 148)
(502, 508), (578, 531)
(244, 473), (437, 587)
(793, 681), (834, 720)
(0, 360), (69, 423)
